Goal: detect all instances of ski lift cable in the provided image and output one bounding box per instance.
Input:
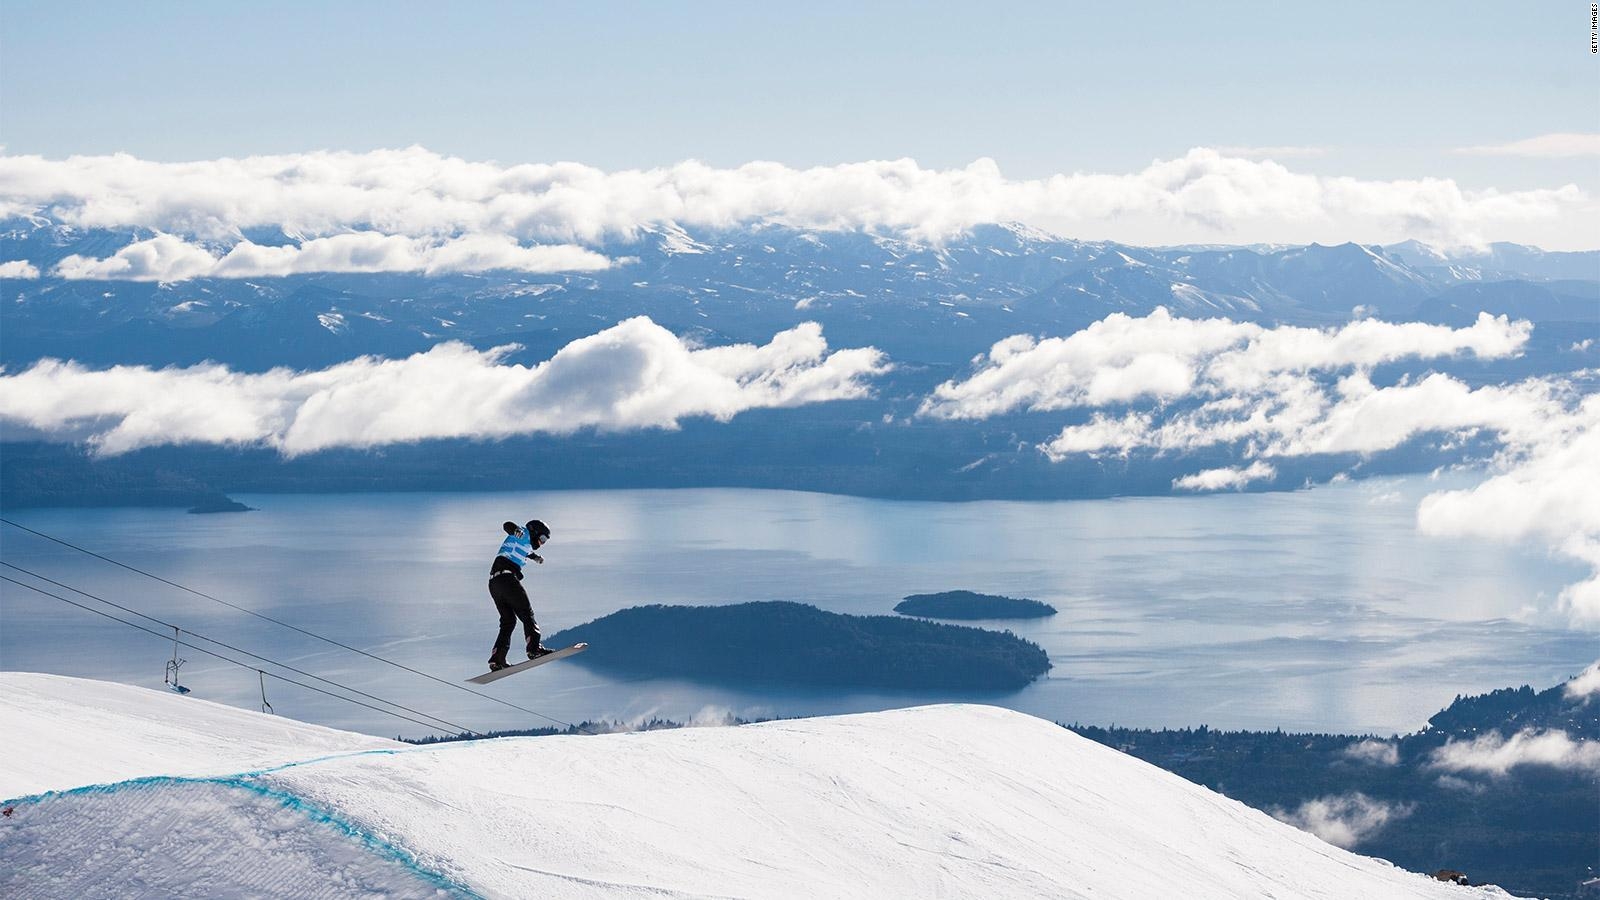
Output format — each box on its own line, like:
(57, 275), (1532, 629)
(0, 575), (468, 736)
(2, 569), (474, 735)
(1, 561), (476, 736)
(0, 518), (585, 732)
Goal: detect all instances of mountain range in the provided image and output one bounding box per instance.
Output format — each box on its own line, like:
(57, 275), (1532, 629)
(2, 220), (1595, 507)
(4, 219), (1595, 372)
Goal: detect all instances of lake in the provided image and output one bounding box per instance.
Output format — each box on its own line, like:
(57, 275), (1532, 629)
(1, 476), (1591, 739)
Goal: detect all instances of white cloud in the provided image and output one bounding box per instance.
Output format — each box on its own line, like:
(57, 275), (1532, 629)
(1270, 793), (1412, 848)
(52, 233), (218, 281)
(1172, 460), (1276, 492)
(0, 260), (40, 279)
(1341, 739), (1400, 766)
(1213, 145), (1328, 159)
(929, 309), (1600, 624)
(1205, 313), (1532, 393)
(0, 318), (888, 456)
(922, 309), (1530, 420)
(1455, 132), (1600, 158)
(1565, 661), (1600, 699)
(52, 232), (612, 281)
(1428, 728), (1600, 776)
(922, 310), (1254, 420)
(1434, 774), (1485, 794)
(0, 146), (1590, 259)
(1416, 395), (1600, 622)
(1263, 372), (1563, 456)
(1040, 411), (1154, 459)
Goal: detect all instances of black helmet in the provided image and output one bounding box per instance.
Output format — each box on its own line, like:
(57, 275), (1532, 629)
(525, 520), (551, 541)
(502, 521), (520, 536)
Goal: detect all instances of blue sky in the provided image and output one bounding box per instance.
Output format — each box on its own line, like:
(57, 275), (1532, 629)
(2, 1), (1593, 186)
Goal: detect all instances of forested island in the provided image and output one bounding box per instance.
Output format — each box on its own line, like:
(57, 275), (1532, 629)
(0, 443), (249, 511)
(895, 590), (1057, 620)
(545, 601), (1051, 690)
(187, 498), (255, 514)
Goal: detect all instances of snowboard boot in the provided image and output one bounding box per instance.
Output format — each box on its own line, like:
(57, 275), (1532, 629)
(527, 642), (552, 660)
(488, 656), (511, 671)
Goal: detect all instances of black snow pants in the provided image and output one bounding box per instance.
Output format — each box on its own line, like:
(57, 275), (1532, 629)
(488, 569), (540, 663)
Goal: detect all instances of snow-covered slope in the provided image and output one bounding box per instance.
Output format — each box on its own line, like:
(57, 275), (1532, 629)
(1, 674), (1514, 899)
(0, 672), (401, 797)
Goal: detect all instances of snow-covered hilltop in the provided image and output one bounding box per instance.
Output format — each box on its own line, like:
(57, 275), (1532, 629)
(0, 673), (401, 798)
(1, 673), (1515, 898)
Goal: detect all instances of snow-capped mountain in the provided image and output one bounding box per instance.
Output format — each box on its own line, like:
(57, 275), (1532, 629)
(0, 673), (1519, 898)
(1384, 239), (1600, 283)
(4, 218), (1594, 371)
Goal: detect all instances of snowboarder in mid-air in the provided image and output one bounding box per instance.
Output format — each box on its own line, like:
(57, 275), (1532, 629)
(488, 519), (552, 671)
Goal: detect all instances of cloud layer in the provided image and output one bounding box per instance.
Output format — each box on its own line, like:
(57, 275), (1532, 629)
(0, 318), (888, 455)
(1415, 397), (1600, 623)
(0, 260), (41, 279)
(1172, 460), (1276, 492)
(1455, 132), (1600, 158)
(1, 146), (1591, 281)
(1340, 739), (1400, 766)
(1271, 793), (1411, 848)
(921, 308), (1530, 425)
(1429, 729), (1600, 776)
(926, 309), (1600, 624)
(52, 233), (613, 281)
(1564, 661), (1600, 699)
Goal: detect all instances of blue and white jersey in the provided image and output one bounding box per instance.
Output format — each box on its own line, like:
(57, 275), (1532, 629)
(496, 530), (536, 568)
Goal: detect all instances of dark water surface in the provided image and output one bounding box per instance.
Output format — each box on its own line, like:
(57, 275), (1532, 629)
(1, 476), (1590, 739)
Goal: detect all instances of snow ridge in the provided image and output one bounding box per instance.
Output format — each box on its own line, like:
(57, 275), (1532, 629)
(0, 672), (401, 798)
(1, 675), (1521, 899)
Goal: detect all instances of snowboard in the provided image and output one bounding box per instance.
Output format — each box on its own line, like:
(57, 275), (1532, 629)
(467, 643), (588, 684)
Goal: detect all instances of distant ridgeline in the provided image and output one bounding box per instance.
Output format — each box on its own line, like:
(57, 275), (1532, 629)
(5, 224), (1598, 508)
(895, 590), (1057, 620)
(0, 443), (251, 514)
(546, 601), (1050, 690)
(1425, 682), (1596, 735)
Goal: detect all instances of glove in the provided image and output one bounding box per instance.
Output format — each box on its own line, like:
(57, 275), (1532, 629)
(531, 553), (544, 565)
